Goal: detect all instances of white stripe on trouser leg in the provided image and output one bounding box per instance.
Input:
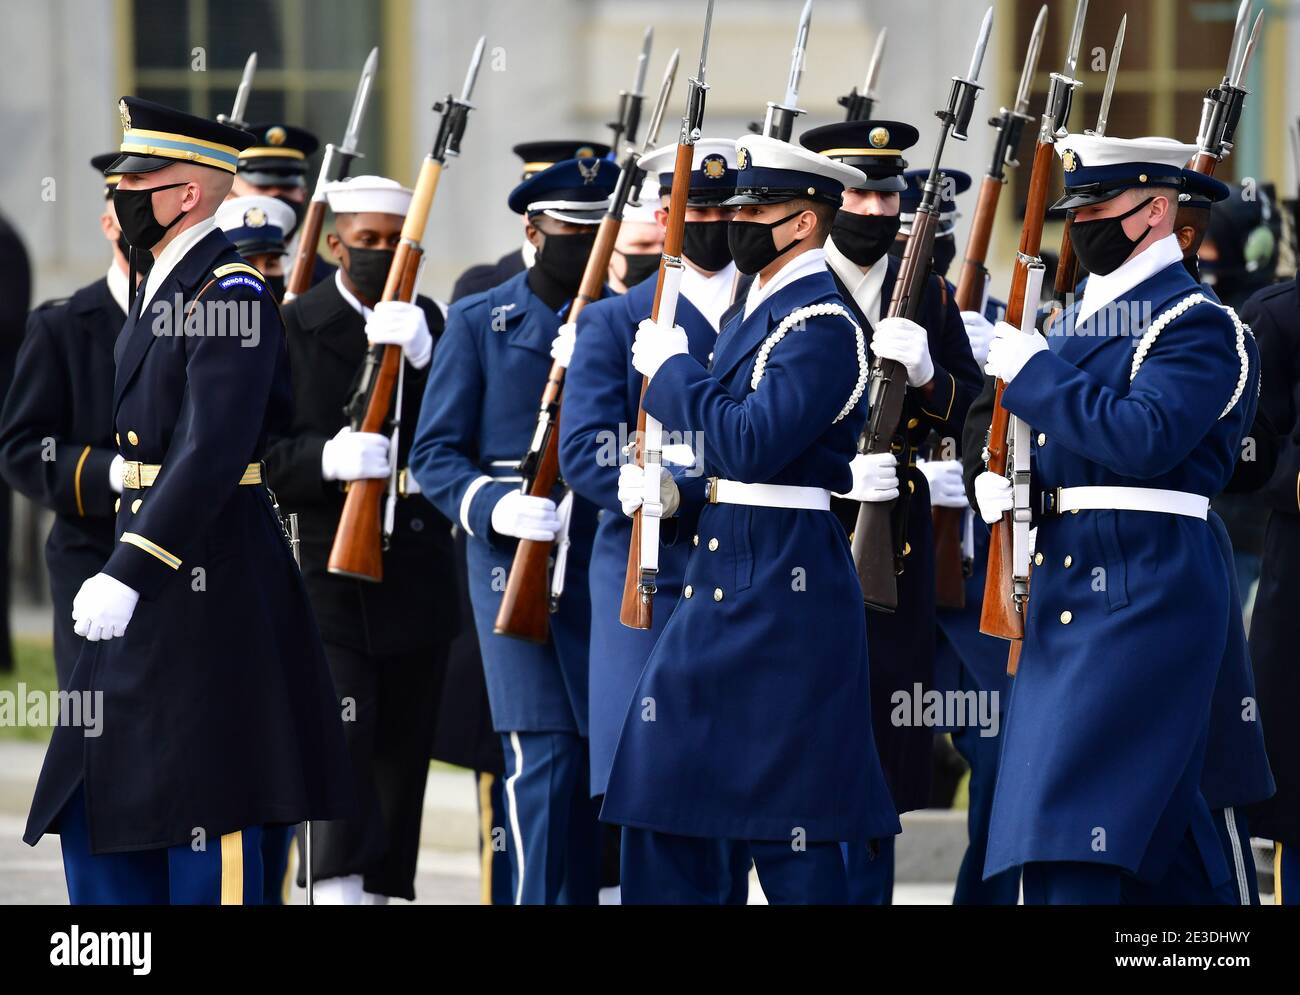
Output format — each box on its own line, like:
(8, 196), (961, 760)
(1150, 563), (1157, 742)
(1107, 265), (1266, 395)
(505, 732), (527, 905)
(1223, 806), (1249, 905)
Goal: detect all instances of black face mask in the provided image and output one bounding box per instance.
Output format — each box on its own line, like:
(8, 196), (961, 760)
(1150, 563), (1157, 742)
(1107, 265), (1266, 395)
(339, 243), (395, 304)
(266, 274), (286, 301)
(535, 231), (597, 292)
(1068, 197), (1154, 276)
(618, 251), (660, 287)
(830, 210), (900, 267)
(727, 210), (804, 275)
(683, 220), (733, 272)
(113, 181), (188, 251)
(1183, 254), (1202, 284)
(931, 236), (957, 279)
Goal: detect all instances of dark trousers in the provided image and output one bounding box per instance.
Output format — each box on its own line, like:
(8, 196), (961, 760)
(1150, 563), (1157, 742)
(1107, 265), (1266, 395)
(500, 731), (600, 904)
(1215, 806), (1258, 905)
(1278, 840), (1299, 905)
(475, 771), (513, 905)
(57, 783), (264, 905)
(308, 641), (447, 900)
(1022, 831), (1238, 905)
(842, 836), (894, 905)
(619, 828), (852, 905)
(953, 723), (1021, 905)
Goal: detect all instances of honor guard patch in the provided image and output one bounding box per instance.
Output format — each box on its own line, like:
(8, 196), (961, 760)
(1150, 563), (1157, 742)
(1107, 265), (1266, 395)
(702, 154), (727, 179)
(869, 126), (890, 149)
(265, 126), (287, 146)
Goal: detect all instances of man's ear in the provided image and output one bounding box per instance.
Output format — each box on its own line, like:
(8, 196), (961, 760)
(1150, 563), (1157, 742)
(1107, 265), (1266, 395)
(99, 208), (118, 245)
(1175, 225), (1195, 253)
(325, 232), (345, 263)
(525, 221), (544, 250)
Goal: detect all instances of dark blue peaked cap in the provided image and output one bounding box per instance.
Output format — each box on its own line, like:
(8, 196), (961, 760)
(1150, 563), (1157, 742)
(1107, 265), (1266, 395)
(507, 157), (619, 224)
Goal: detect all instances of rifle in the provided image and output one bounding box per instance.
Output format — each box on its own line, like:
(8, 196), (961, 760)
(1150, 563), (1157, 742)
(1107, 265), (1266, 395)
(327, 38), (486, 581)
(217, 52), (257, 130)
(838, 27), (886, 122)
(748, 0), (812, 141)
(851, 6), (993, 612)
(284, 47), (379, 301)
(979, 0), (1089, 641)
(494, 39), (681, 642)
(619, 0), (715, 631)
(1188, 0), (1261, 178)
(610, 27), (654, 152)
(937, 5), (1047, 611)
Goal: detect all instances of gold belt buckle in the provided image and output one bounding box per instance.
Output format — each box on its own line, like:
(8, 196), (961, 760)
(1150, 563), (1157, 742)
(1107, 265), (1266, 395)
(122, 460), (142, 490)
(706, 476), (719, 504)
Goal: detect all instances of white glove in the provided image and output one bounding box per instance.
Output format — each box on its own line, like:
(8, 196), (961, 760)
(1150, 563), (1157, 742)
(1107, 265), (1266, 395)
(491, 491), (561, 541)
(109, 454), (125, 494)
(366, 300), (432, 370)
(550, 321), (577, 369)
(631, 317), (689, 380)
(984, 320), (1048, 384)
(918, 458), (968, 509)
(72, 572), (139, 641)
(321, 426), (391, 482)
(871, 316), (934, 388)
(974, 470), (1013, 525)
(960, 310), (995, 367)
(617, 462), (680, 519)
(834, 452), (899, 503)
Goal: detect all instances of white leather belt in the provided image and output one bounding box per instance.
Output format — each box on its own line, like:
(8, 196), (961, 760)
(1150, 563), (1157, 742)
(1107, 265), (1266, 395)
(708, 478), (831, 511)
(1055, 486), (1209, 520)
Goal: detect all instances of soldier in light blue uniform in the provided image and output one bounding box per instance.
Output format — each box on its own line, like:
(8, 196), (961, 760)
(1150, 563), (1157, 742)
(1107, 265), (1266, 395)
(602, 135), (899, 904)
(975, 134), (1262, 903)
(409, 157), (620, 904)
(558, 139), (749, 902)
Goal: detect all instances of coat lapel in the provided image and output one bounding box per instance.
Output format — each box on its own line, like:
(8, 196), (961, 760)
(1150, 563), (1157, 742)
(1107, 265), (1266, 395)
(114, 229), (231, 414)
(1055, 262), (1197, 370)
(710, 270), (837, 383)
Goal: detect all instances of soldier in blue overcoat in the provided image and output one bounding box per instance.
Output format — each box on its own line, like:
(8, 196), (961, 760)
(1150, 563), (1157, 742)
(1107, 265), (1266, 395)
(22, 97), (353, 904)
(601, 135), (900, 904)
(410, 157), (620, 904)
(975, 134), (1262, 904)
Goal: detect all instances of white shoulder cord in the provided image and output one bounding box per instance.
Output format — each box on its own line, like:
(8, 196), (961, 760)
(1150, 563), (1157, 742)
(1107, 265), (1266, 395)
(1128, 293), (1252, 419)
(750, 303), (868, 423)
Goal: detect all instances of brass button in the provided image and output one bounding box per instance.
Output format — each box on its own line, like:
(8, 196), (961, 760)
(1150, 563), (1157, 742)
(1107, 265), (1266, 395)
(903, 542), (912, 556)
(113, 498), (120, 512)
(907, 480), (915, 493)
(707, 537), (719, 551)
(684, 585), (693, 599)
(1036, 432), (1046, 446)
(1063, 555), (1073, 568)
(1060, 610), (1073, 624)
(907, 417), (919, 429)
(127, 430), (139, 446)
(114, 432), (120, 446)
(1034, 551), (1043, 566)
(1070, 508), (1079, 515)
(692, 534), (699, 546)
(713, 587), (723, 602)
(130, 498), (142, 513)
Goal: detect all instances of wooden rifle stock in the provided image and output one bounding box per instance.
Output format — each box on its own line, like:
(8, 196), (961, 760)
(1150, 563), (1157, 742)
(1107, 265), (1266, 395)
(286, 200), (327, 299)
(953, 174), (1002, 309)
(979, 137), (1055, 640)
(493, 214), (622, 642)
(327, 159), (442, 580)
(852, 207), (939, 611)
(619, 144), (692, 630)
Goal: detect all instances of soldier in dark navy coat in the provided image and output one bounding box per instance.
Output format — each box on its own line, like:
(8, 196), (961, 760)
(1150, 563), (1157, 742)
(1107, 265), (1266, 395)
(1241, 272), (1300, 904)
(0, 156), (131, 690)
(265, 174), (457, 904)
(412, 157), (620, 905)
(22, 97), (352, 905)
(450, 140), (612, 303)
(800, 121), (982, 903)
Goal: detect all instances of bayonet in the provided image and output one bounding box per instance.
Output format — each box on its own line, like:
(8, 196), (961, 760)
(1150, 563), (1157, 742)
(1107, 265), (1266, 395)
(1064, 0), (1087, 77)
(433, 35), (487, 164)
(218, 52), (257, 130)
(1224, 0), (1251, 85)
(612, 26), (656, 151)
(1194, 2), (1263, 168)
(635, 26), (653, 95)
(1042, 0), (1088, 141)
(341, 46), (379, 156)
(642, 49), (680, 153)
(683, 0), (714, 144)
(1233, 9), (1263, 87)
(761, 0), (811, 141)
(1013, 6), (1047, 119)
(1089, 14), (1125, 138)
(863, 27), (887, 100)
(840, 26), (887, 122)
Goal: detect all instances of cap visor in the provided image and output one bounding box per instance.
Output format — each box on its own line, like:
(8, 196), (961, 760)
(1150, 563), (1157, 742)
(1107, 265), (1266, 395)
(238, 168), (307, 187)
(720, 191), (794, 207)
(231, 239), (286, 256)
(1050, 189), (1125, 211)
(851, 176), (906, 193)
(685, 191), (738, 208)
(539, 207), (607, 225)
(105, 153), (174, 175)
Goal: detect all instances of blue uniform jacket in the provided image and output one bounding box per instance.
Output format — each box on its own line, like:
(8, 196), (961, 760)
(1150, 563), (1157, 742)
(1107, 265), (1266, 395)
(984, 257), (1257, 883)
(601, 266), (900, 843)
(559, 273), (720, 796)
(410, 269), (603, 734)
(24, 228), (353, 853)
